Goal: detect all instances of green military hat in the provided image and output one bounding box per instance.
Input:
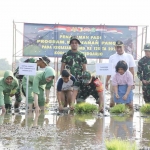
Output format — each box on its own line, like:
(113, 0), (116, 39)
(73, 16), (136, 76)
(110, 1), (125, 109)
(143, 43), (150, 51)
(82, 71), (91, 84)
(39, 56), (51, 66)
(115, 40), (124, 46)
(69, 36), (81, 45)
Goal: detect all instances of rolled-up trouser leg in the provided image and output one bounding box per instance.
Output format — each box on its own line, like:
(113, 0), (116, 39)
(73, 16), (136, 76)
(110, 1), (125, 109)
(142, 85), (150, 103)
(4, 94), (12, 111)
(14, 88), (22, 108)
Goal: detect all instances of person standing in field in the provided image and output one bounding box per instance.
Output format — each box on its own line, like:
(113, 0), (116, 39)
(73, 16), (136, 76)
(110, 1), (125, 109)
(137, 43), (150, 103)
(105, 40), (136, 107)
(60, 36), (87, 79)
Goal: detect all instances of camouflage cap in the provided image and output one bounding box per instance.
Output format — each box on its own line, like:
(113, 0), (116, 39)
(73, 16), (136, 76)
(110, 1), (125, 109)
(144, 43), (150, 51)
(115, 40), (124, 46)
(39, 56), (50, 66)
(82, 71), (91, 84)
(69, 36), (81, 45)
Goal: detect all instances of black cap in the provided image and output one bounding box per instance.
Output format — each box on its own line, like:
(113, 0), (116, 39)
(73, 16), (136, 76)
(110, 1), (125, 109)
(115, 40), (124, 46)
(39, 56), (50, 66)
(69, 36), (81, 45)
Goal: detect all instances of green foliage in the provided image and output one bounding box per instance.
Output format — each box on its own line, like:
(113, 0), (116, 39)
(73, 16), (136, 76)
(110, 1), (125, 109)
(105, 139), (138, 150)
(140, 104), (150, 114)
(75, 102), (98, 114)
(110, 104), (129, 114)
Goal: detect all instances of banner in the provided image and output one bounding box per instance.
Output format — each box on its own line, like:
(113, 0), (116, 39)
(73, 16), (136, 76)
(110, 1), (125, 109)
(23, 23), (137, 59)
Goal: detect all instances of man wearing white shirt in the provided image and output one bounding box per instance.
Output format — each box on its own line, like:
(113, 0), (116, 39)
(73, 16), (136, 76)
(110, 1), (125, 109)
(105, 40), (136, 107)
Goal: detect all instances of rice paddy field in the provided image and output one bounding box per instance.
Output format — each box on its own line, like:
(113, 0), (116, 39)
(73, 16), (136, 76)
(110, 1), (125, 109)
(0, 86), (149, 150)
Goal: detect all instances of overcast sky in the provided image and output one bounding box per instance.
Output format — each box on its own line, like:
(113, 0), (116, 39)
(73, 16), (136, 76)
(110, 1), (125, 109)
(0, 0), (150, 64)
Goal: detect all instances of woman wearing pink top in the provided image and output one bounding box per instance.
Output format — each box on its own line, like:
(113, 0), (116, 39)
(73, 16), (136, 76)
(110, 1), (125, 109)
(112, 60), (134, 110)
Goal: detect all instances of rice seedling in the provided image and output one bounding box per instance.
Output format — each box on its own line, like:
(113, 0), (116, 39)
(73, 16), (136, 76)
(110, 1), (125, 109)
(105, 138), (138, 150)
(74, 102), (98, 114)
(110, 104), (129, 114)
(140, 104), (150, 114)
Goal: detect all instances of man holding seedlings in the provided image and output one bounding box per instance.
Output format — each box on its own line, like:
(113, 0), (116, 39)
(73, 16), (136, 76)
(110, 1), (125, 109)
(70, 71), (104, 112)
(137, 43), (150, 103)
(60, 36), (87, 79)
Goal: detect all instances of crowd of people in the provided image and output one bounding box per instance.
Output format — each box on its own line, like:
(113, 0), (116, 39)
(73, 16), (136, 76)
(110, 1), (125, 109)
(0, 36), (150, 114)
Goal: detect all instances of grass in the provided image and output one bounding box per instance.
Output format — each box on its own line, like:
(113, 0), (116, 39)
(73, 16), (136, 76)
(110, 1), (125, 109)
(105, 138), (138, 150)
(140, 104), (150, 114)
(74, 102), (98, 114)
(110, 104), (129, 114)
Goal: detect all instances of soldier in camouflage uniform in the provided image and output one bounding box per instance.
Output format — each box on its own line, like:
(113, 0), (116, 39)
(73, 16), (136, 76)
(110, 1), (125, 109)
(137, 43), (150, 103)
(60, 36), (87, 78)
(13, 56), (50, 111)
(70, 71), (104, 112)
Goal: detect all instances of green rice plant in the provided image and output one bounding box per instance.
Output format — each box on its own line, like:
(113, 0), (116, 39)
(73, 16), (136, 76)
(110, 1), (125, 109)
(105, 138), (138, 150)
(140, 104), (150, 114)
(75, 102), (98, 114)
(110, 104), (129, 114)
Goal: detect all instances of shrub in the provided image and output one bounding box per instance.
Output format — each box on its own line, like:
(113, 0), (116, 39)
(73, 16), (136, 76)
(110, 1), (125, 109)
(105, 138), (138, 150)
(140, 104), (150, 114)
(75, 102), (98, 114)
(110, 104), (129, 114)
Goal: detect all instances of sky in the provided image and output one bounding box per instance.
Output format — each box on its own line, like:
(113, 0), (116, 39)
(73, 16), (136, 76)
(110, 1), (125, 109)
(0, 0), (150, 65)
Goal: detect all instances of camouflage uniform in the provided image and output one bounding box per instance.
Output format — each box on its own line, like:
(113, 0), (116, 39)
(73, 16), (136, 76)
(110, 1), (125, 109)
(73, 71), (103, 103)
(61, 36), (87, 78)
(137, 43), (150, 103)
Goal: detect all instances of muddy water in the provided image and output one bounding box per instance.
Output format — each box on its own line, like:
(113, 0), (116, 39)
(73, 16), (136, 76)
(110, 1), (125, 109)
(0, 89), (150, 149)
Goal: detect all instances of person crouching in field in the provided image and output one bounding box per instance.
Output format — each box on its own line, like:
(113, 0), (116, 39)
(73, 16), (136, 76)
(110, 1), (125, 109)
(22, 66), (55, 113)
(112, 60), (134, 110)
(57, 69), (76, 111)
(70, 71), (104, 113)
(0, 70), (19, 113)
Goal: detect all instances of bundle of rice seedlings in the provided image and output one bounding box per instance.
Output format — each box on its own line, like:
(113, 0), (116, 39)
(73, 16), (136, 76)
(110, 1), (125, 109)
(75, 102), (98, 114)
(105, 139), (138, 150)
(140, 104), (150, 114)
(110, 104), (129, 114)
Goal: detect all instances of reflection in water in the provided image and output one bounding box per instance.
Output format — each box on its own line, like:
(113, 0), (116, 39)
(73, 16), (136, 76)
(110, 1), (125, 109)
(109, 114), (134, 140)
(141, 116), (150, 147)
(0, 110), (150, 149)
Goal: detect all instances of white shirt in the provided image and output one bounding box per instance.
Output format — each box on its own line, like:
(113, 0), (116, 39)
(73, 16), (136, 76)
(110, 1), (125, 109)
(109, 52), (136, 80)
